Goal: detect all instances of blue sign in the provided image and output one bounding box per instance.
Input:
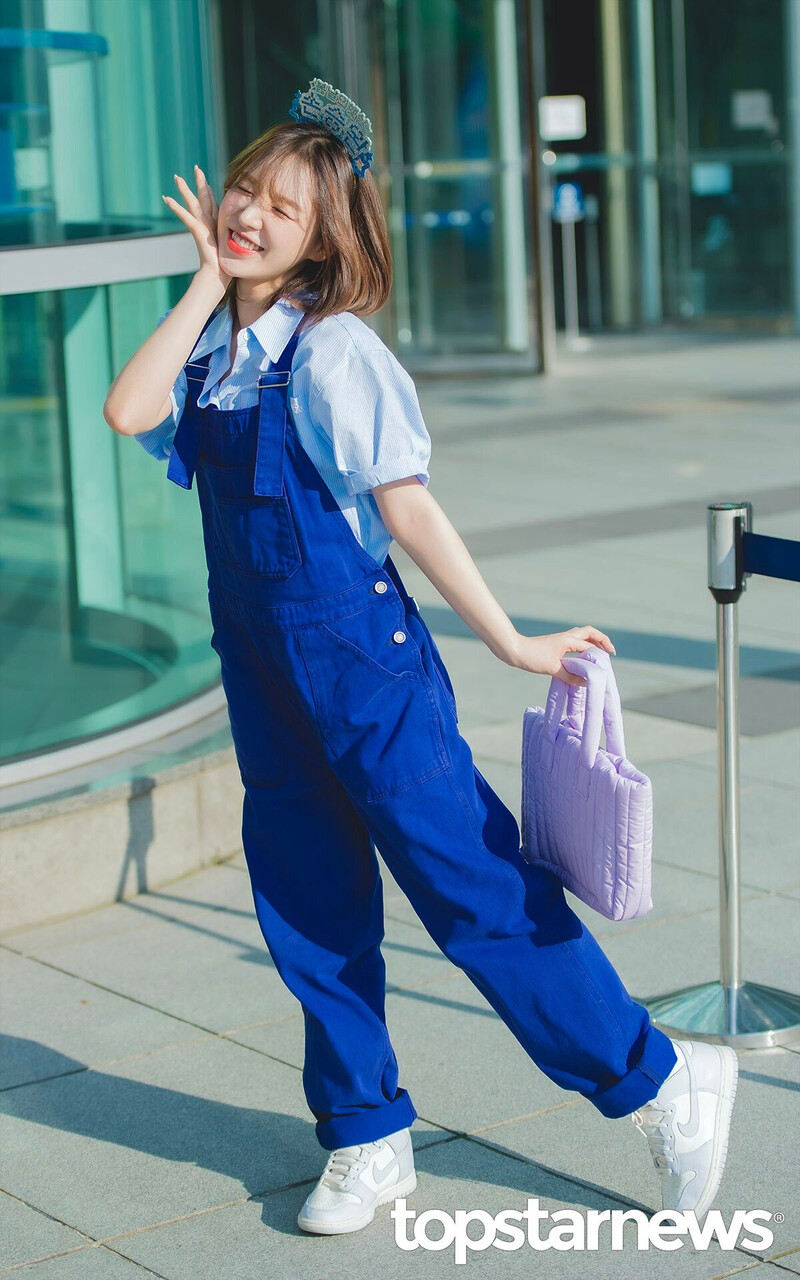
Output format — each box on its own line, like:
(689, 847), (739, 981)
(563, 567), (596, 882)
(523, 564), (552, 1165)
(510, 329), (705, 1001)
(691, 162), (733, 196)
(553, 182), (585, 222)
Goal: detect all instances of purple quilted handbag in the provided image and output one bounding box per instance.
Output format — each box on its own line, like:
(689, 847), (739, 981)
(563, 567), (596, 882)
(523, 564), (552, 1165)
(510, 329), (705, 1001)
(520, 645), (654, 921)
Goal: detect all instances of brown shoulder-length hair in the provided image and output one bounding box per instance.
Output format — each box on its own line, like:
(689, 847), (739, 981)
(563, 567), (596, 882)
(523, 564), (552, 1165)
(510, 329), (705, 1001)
(218, 120), (392, 335)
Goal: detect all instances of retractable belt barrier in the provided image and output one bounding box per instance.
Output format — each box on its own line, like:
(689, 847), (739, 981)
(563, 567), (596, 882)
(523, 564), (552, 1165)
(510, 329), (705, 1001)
(644, 502), (800, 1049)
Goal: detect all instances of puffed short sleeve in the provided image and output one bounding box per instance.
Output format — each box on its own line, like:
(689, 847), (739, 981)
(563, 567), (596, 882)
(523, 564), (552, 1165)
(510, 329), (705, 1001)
(133, 308), (187, 461)
(309, 345), (431, 497)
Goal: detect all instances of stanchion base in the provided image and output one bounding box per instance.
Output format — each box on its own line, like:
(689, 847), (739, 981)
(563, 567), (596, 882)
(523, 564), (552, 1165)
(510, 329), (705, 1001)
(638, 980), (800, 1049)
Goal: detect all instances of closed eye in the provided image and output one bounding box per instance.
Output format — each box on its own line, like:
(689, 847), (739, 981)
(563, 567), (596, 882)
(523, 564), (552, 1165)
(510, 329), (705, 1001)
(234, 184), (288, 217)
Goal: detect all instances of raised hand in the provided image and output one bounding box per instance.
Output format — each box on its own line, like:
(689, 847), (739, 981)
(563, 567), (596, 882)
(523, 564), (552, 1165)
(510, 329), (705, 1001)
(162, 164), (233, 289)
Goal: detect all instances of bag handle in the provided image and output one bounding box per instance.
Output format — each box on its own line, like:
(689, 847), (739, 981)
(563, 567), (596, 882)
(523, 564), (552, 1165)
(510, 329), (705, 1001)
(540, 646), (626, 783)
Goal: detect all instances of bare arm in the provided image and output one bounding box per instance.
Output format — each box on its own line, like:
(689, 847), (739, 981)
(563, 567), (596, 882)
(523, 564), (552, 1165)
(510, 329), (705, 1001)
(103, 268), (224, 435)
(372, 478), (615, 686)
(105, 166), (231, 436)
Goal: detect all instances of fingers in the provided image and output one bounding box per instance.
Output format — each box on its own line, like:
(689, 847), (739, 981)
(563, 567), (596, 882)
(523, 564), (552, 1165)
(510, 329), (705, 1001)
(161, 193), (192, 226)
(173, 172), (203, 220)
(195, 164), (219, 217)
(192, 165), (208, 217)
(557, 669), (587, 687)
(566, 625), (616, 656)
(194, 164), (211, 218)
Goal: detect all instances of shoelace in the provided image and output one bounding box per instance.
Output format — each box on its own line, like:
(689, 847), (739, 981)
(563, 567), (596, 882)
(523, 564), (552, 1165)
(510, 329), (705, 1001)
(631, 1101), (679, 1173)
(321, 1140), (384, 1191)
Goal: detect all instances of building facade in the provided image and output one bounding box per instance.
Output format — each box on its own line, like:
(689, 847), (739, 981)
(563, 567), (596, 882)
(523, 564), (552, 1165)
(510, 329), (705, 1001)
(0, 0), (796, 784)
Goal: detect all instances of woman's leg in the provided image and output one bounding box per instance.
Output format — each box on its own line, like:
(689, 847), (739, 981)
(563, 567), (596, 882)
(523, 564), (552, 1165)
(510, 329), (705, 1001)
(360, 760), (677, 1118)
(210, 600), (417, 1150)
(296, 598), (678, 1121)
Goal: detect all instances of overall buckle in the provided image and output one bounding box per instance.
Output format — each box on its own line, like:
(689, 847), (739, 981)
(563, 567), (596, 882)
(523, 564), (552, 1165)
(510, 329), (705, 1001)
(257, 370), (291, 388)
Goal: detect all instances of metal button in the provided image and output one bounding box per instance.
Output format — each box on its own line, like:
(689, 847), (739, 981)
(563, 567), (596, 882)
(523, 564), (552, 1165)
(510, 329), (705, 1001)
(392, 630), (407, 644)
(373, 580), (388, 594)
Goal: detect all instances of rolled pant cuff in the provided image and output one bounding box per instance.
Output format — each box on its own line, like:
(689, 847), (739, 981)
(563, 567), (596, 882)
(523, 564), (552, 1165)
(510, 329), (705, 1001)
(315, 1087), (418, 1150)
(585, 1024), (679, 1119)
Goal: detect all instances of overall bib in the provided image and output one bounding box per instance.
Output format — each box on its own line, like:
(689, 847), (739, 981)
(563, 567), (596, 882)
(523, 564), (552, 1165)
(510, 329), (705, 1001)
(166, 315), (677, 1150)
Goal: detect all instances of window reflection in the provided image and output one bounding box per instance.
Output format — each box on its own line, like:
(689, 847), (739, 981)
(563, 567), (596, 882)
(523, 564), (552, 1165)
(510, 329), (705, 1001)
(0, 0), (215, 249)
(0, 276), (218, 763)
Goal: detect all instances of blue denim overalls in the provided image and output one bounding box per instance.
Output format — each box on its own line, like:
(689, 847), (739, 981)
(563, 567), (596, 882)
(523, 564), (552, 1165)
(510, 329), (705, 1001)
(166, 309), (678, 1150)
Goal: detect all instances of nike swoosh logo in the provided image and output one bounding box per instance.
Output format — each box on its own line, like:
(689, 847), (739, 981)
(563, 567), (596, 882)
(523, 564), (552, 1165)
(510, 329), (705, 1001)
(676, 1046), (700, 1139)
(372, 1155), (400, 1186)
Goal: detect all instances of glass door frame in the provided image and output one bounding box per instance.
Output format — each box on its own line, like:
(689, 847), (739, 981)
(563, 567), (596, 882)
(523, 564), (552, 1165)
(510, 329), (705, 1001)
(329, 0), (548, 376)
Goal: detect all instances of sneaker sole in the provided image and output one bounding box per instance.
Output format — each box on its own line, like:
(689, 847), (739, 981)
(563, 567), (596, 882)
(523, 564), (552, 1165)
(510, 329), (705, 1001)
(297, 1169), (418, 1235)
(691, 1045), (739, 1221)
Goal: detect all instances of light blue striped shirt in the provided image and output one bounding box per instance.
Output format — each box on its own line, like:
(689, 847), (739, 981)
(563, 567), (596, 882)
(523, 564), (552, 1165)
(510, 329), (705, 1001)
(133, 296), (431, 566)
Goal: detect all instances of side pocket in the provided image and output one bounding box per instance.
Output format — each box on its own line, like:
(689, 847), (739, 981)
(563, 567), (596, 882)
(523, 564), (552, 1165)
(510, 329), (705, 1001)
(317, 597), (426, 685)
(296, 616), (449, 803)
(430, 638), (459, 723)
(405, 610), (459, 724)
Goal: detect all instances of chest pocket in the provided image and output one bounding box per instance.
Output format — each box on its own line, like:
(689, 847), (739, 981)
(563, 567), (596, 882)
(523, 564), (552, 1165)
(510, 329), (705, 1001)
(201, 459), (302, 579)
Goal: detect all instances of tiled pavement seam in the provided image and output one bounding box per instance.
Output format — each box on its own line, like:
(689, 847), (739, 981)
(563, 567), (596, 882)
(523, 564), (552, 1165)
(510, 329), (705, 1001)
(1, 868), (797, 1276)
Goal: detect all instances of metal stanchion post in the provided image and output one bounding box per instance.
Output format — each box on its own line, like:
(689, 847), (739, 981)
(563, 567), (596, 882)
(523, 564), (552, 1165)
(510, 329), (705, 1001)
(643, 502), (800, 1048)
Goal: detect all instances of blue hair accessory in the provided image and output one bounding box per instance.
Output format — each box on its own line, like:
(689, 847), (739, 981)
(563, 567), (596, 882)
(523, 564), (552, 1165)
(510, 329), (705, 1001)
(288, 78), (373, 179)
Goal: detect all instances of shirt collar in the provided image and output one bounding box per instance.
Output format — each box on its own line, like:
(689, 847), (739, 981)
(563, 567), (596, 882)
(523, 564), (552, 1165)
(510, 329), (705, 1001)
(190, 295), (306, 365)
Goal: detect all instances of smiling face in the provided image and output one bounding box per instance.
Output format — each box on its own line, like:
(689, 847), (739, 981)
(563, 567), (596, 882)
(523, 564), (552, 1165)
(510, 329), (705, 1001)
(217, 159), (324, 298)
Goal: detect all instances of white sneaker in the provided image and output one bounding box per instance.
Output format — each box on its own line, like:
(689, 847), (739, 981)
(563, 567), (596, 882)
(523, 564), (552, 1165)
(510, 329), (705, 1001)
(631, 1038), (739, 1220)
(297, 1126), (417, 1235)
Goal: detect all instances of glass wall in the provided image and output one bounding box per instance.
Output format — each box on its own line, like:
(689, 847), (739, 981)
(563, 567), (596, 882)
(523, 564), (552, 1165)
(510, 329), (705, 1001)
(540, 0), (796, 331)
(0, 0), (221, 766)
(654, 0), (792, 325)
(1, 275), (219, 762)
(3, 0), (795, 772)
(373, 0), (535, 362)
(217, 0), (540, 368)
(1, 0), (216, 249)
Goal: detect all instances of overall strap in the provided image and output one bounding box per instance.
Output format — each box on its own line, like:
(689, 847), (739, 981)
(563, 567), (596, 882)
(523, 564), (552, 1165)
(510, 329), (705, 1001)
(184, 353), (213, 405)
(253, 329), (301, 497)
(166, 306), (222, 491)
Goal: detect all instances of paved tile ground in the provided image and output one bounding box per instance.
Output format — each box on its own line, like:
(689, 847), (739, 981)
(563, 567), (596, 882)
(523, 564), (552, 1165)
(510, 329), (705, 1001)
(1, 332), (799, 1277)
